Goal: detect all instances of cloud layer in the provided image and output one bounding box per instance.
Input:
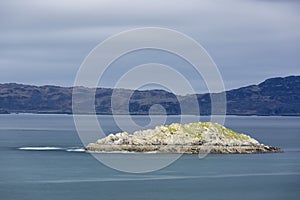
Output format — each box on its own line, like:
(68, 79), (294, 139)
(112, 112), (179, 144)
(0, 0), (299, 94)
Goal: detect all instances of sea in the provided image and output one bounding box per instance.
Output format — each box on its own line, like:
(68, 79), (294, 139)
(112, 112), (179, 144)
(0, 114), (299, 200)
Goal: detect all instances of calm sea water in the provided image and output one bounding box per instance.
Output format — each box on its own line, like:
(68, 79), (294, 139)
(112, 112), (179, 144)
(0, 114), (299, 200)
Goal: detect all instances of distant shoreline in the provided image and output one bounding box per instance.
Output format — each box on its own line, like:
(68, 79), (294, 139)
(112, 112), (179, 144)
(1, 112), (300, 117)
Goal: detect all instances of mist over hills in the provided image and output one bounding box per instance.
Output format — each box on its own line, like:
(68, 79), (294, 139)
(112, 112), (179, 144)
(0, 76), (299, 116)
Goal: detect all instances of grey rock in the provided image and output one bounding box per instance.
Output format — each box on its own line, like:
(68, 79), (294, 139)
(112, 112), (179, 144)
(86, 122), (283, 154)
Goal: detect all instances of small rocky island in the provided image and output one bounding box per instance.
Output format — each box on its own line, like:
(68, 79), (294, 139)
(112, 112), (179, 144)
(86, 122), (283, 154)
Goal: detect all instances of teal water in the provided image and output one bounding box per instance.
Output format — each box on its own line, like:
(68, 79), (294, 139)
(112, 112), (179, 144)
(0, 115), (299, 200)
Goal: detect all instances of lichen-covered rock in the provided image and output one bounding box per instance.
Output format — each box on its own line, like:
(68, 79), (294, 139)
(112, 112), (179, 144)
(86, 122), (283, 154)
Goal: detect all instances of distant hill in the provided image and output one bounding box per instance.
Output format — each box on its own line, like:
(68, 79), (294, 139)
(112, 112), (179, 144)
(0, 76), (299, 116)
(223, 76), (300, 116)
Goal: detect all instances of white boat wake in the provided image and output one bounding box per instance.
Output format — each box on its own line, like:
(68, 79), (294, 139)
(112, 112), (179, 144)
(18, 146), (85, 152)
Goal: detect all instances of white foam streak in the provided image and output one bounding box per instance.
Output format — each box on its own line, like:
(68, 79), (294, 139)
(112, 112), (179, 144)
(66, 148), (85, 152)
(25, 172), (300, 184)
(18, 147), (85, 152)
(19, 147), (63, 151)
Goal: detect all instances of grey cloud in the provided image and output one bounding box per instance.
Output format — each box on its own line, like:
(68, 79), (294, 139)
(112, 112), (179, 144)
(0, 0), (299, 93)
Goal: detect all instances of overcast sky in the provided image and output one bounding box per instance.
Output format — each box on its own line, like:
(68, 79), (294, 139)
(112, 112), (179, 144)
(1, 0), (299, 94)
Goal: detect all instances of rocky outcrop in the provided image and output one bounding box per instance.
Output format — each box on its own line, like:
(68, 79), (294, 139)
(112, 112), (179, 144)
(86, 122), (283, 154)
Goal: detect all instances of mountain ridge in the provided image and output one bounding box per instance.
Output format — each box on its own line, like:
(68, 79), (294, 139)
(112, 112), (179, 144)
(0, 75), (299, 116)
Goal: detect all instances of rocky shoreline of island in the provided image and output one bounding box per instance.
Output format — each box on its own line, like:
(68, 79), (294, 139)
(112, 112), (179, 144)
(85, 122), (283, 154)
(86, 144), (282, 154)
